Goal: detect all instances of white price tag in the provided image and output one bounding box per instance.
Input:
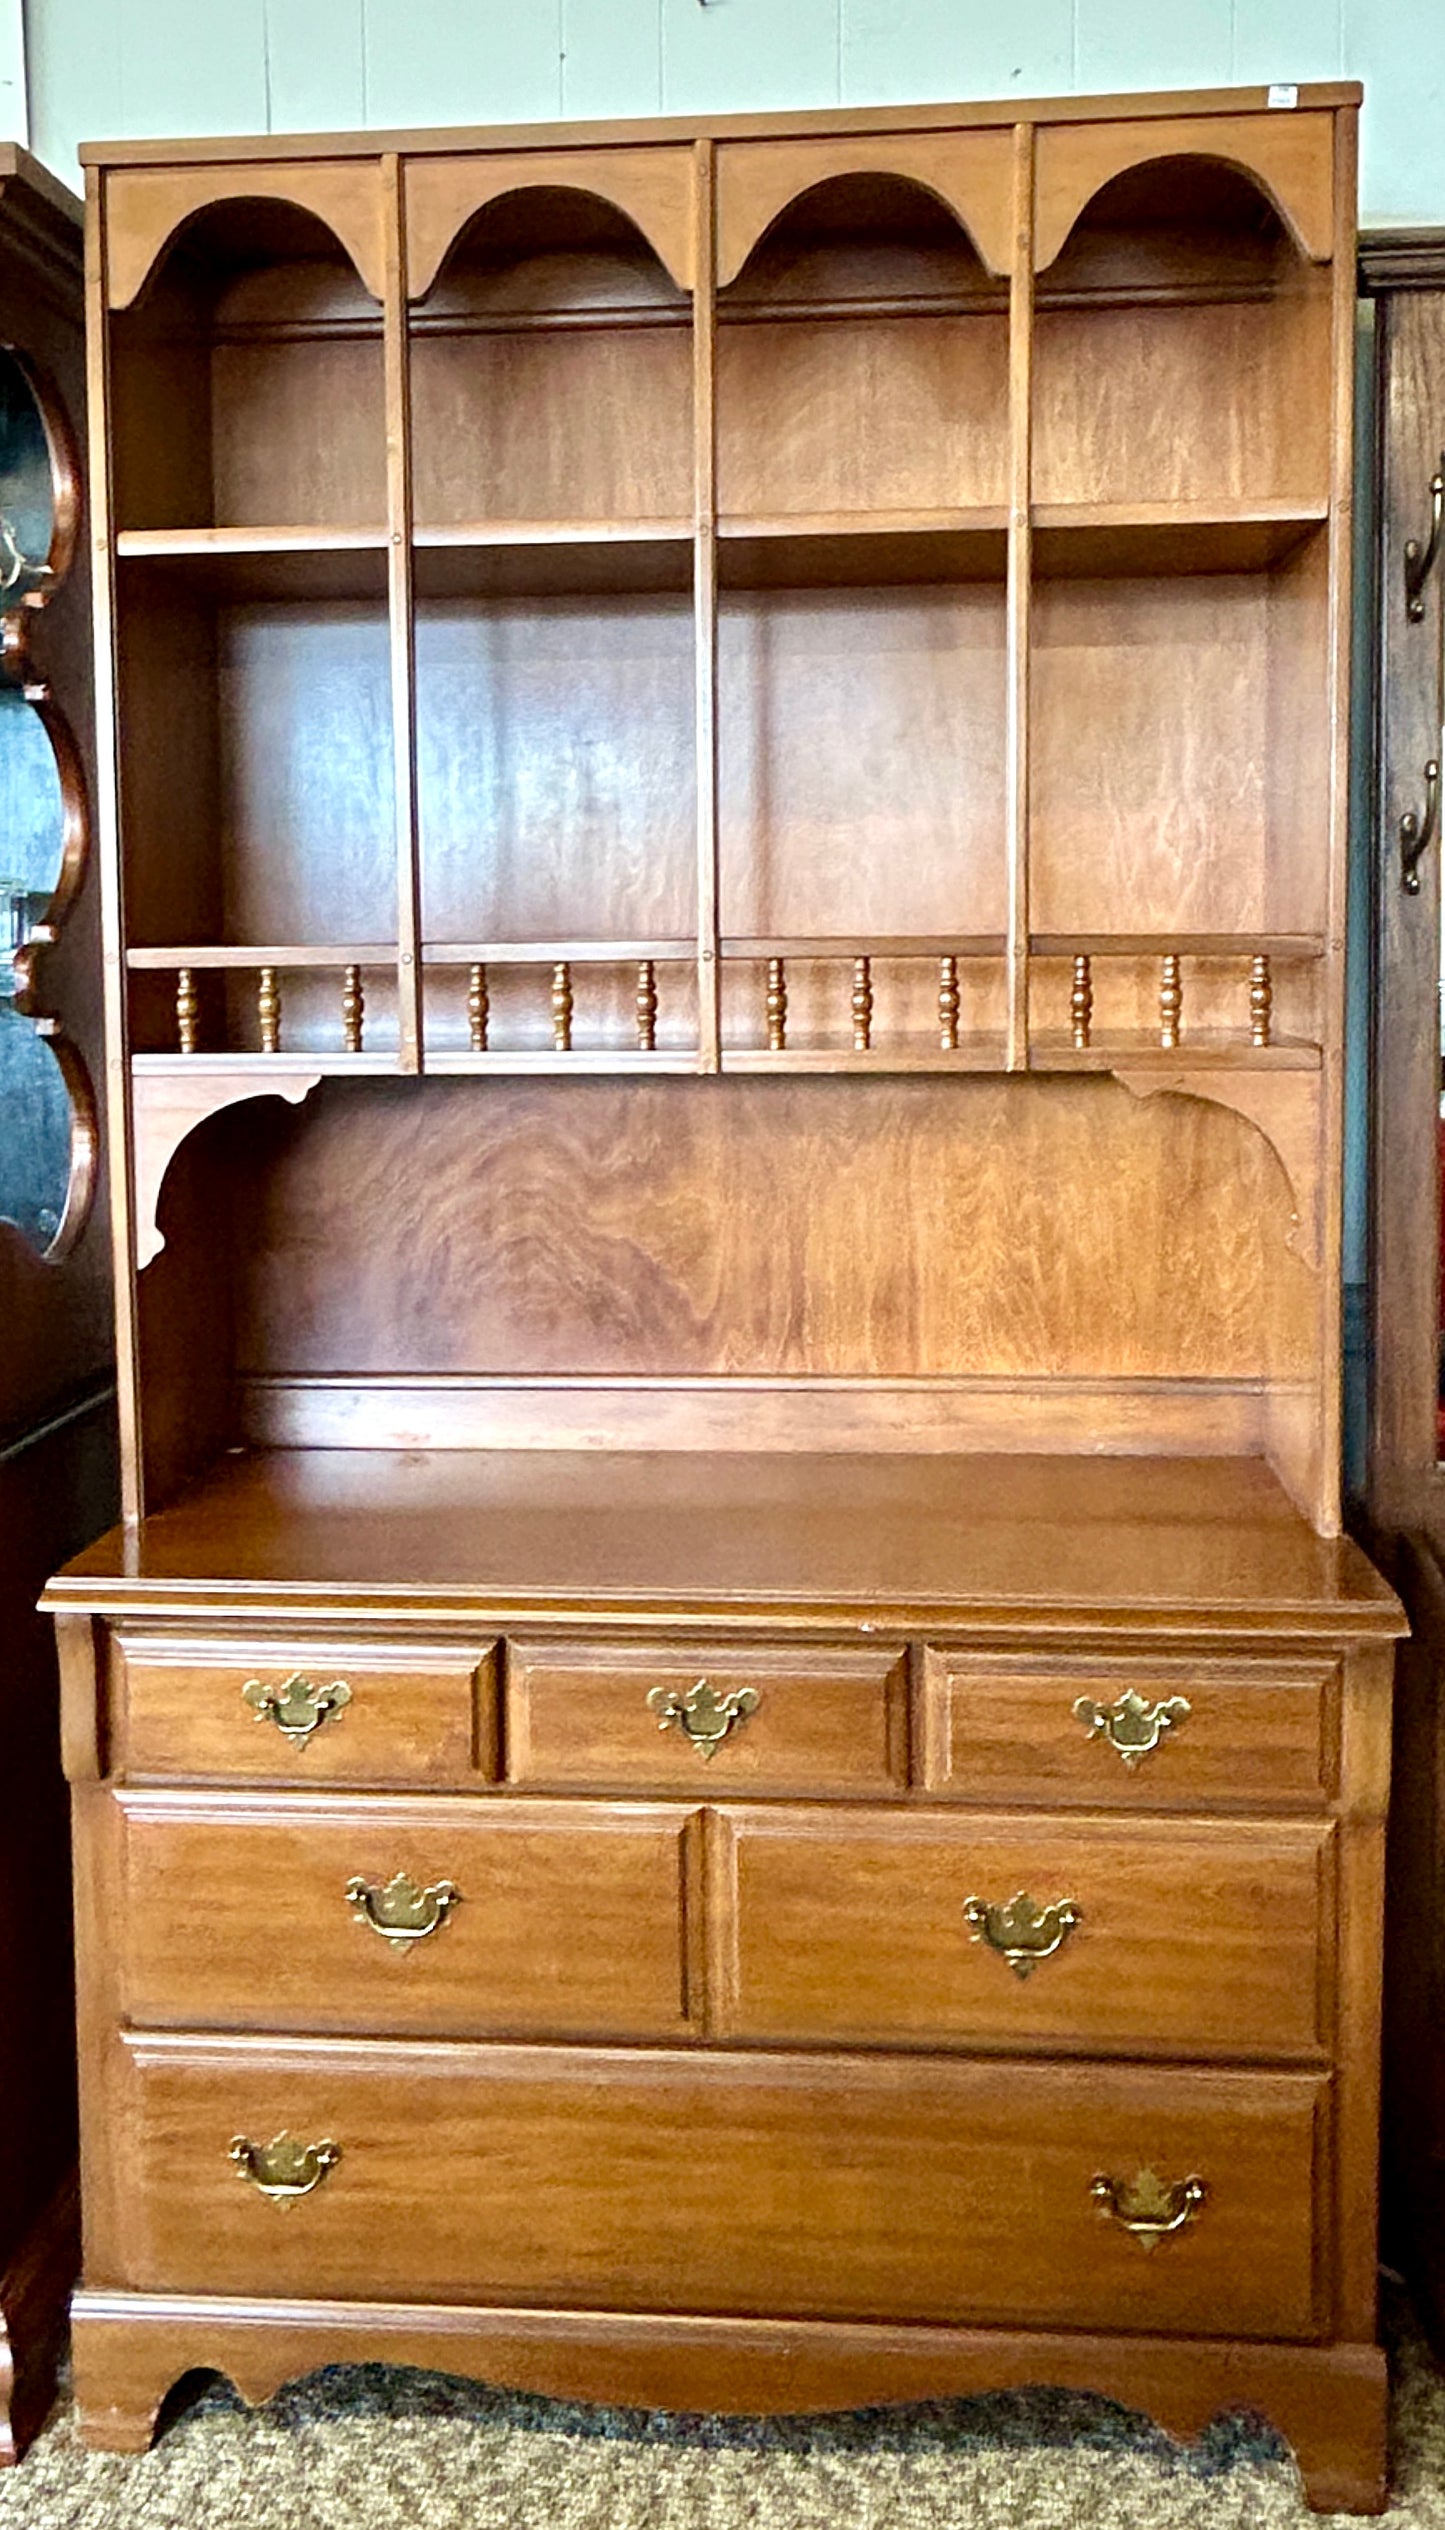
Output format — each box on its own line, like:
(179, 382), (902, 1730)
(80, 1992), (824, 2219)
(1267, 83), (1299, 108)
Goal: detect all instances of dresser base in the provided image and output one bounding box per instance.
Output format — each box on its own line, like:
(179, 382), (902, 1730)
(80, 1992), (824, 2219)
(70, 2290), (1389, 2512)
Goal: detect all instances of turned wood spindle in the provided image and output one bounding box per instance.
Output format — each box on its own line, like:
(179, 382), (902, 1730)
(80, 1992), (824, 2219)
(467, 963), (489, 1052)
(851, 956), (873, 1052)
(938, 954), (960, 1051)
(342, 964), (364, 1053)
(636, 959), (657, 1052)
(258, 966), (281, 1055)
(1249, 953), (1273, 1048)
(176, 967), (198, 1056)
(1069, 955), (1094, 1050)
(766, 957), (788, 1052)
(1159, 953), (1182, 1050)
(552, 960), (573, 1053)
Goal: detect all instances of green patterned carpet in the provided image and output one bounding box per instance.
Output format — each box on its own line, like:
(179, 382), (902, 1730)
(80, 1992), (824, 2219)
(0, 2321), (1441, 2529)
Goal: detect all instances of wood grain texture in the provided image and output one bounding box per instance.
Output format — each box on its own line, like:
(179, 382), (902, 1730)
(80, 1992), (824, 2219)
(107, 2032), (1327, 2338)
(714, 1805), (1332, 2055)
(220, 1075), (1313, 1383)
(507, 1640), (908, 1794)
(111, 1635), (498, 1787)
(114, 1789), (697, 2040)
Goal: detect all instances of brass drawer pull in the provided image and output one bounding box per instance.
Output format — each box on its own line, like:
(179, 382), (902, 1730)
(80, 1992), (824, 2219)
(242, 1671), (352, 1747)
(1073, 1687), (1190, 1767)
(1091, 2168), (1206, 2250)
(346, 1870), (460, 1950)
(230, 2131), (341, 2203)
(647, 1678), (759, 1759)
(963, 1889), (1081, 1979)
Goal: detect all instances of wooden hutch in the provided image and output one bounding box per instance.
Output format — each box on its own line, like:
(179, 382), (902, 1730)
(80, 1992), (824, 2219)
(46, 85), (1404, 2511)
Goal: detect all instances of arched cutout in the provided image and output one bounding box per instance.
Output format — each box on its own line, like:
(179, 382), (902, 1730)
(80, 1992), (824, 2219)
(1034, 112), (1335, 274)
(717, 130), (1014, 287)
(106, 162), (386, 311)
(409, 181), (693, 533)
(134, 1070), (322, 1269)
(406, 148), (695, 303)
(1113, 1068), (1322, 1270)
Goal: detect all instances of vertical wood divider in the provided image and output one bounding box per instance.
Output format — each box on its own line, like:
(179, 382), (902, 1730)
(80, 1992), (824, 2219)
(692, 140), (722, 1074)
(85, 168), (144, 1525)
(1316, 103), (1358, 1536)
(1005, 124), (1035, 1074)
(383, 154), (422, 1074)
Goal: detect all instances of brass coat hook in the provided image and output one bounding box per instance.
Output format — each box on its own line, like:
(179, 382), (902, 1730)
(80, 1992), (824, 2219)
(1406, 455), (1444, 621)
(1402, 759), (1440, 894)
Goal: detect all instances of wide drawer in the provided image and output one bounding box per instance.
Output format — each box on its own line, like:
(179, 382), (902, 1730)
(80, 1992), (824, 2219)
(113, 1635), (499, 1787)
(506, 1640), (909, 1794)
(921, 1650), (1338, 1808)
(714, 1808), (1331, 2056)
(114, 1790), (696, 2041)
(110, 2035), (1328, 2341)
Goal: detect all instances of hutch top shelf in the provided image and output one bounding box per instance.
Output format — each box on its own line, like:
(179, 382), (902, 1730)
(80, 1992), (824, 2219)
(84, 86), (1358, 1537)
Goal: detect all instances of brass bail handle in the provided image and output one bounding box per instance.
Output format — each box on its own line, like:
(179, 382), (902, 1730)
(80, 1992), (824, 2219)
(963, 1890), (1081, 1980)
(647, 1677), (759, 1759)
(1072, 1687), (1191, 1768)
(230, 2131), (341, 2203)
(242, 1671), (352, 1747)
(1092, 2168), (1207, 2251)
(346, 1871), (461, 1951)
(1401, 760), (1440, 896)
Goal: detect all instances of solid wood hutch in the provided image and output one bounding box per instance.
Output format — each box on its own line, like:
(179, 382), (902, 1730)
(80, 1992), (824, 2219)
(45, 85), (1404, 2510)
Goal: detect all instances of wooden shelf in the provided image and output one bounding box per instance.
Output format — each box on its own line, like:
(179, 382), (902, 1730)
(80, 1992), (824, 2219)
(115, 527), (390, 599)
(413, 522), (693, 599)
(132, 1053), (400, 1075)
(128, 945), (395, 970)
(725, 1041), (1007, 1073)
(423, 940), (696, 966)
(718, 510), (1008, 589)
(426, 1050), (700, 1075)
(1029, 1033), (1322, 1072)
(1028, 934), (1325, 960)
(723, 935), (1005, 960)
(1031, 500), (1328, 577)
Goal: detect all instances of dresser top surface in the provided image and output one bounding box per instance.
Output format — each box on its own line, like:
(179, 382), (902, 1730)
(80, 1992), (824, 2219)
(46, 1450), (1401, 1637)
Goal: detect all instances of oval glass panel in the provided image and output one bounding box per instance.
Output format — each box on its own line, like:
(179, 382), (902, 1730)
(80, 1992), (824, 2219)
(0, 347), (62, 604)
(0, 1006), (78, 1255)
(0, 684), (67, 983)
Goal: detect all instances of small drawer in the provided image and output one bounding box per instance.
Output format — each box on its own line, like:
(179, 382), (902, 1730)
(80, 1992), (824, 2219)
(714, 1807), (1331, 2057)
(921, 1649), (1338, 1809)
(112, 2034), (1327, 2342)
(507, 1640), (908, 1795)
(114, 1789), (695, 2041)
(112, 1634), (499, 1787)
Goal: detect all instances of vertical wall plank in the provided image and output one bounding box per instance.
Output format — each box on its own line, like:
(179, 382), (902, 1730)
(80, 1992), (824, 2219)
(1346, 0), (1445, 227)
(842, 0), (1071, 107)
(0, 0), (25, 141)
(1075, 0), (1231, 95)
(661, 0), (839, 116)
(116, 0), (270, 137)
(363, 0), (562, 129)
(562, 0), (662, 117)
(1232, 0), (1342, 86)
(263, 0), (366, 134)
(26, 0), (123, 181)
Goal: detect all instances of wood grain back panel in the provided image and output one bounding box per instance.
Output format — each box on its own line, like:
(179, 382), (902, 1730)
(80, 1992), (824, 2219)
(222, 1075), (1314, 1385)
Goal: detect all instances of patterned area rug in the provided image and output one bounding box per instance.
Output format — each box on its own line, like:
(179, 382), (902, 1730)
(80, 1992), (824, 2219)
(1, 2317), (1442, 2529)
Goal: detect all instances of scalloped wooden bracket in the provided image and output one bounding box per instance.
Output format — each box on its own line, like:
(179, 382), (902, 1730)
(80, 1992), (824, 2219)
(1112, 1068), (1323, 1271)
(105, 164), (387, 311)
(1033, 111), (1336, 272)
(405, 147), (697, 301)
(716, 128), (1016, 287)
(133, 1069), (321, 1270)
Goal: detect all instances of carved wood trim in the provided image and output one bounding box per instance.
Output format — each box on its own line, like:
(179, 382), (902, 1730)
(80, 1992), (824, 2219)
(105, 164), (387, 311)
(715, 130), (1015, 286)
(405, 148), (697, 300)
(132, 1072), (322, 1270)
(1034, 112), (1336, 272)
(1112, 1070), (1323, 1270)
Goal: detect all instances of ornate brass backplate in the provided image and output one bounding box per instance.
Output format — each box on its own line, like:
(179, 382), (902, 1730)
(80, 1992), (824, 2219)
(241, 1672), (352, 1746)
(345, 1870), (460, 1951)
(1073, 1686), (1191, 1767)
(230, 2131), (341, 2204)
(1091, 2167), (1207, 2250)
(963, 1889), (1082, 1979)
(647, 1677), (759, 1758)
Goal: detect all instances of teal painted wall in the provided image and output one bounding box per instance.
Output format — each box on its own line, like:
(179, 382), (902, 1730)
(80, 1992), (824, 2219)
(20, 0), (1445, 226)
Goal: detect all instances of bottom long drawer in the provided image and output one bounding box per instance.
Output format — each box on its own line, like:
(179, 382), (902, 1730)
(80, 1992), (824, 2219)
(107, 2036), (1328, 2342)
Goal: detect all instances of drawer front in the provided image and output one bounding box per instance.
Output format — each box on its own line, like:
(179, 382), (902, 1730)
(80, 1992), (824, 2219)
(114, 2037), (1327, 2341)
(113, 1636), (499, 1787)
(715, 1808), (1331, 2057)
(922, 1650), (1337, 1808)
(507, 1640), (908, 1795)
(115, 1791), (695, 2041)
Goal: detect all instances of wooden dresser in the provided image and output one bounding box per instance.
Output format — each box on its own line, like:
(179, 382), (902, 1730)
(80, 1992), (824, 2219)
(47, 84), (1404, 2511)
